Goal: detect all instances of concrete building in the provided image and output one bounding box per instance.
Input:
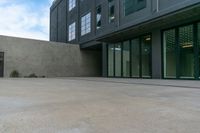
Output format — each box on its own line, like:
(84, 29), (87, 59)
(50, 0), (200, 80)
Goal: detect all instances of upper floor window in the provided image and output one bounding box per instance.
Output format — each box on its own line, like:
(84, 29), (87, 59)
(81, 12), (91, 36)
(123, 0), (146, 16)
(68, 22), (76, 41)
(69, 0), (76, 11)
(96, 5), (102, 29)
(108, 0), (115, 23)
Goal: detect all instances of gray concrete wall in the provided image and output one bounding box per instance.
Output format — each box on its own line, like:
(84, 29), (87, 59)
(0, 35), (101, 78)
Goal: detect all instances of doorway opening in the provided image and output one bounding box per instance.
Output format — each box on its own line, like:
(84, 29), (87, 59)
(0, 52), (4, 77)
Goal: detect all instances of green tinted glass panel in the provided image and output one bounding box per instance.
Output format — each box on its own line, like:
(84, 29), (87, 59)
(131, 38), (140, 77)
(163, 29), (176, 78)
(115, 43), (122, 77)
(108, 44), (114, 76)
(123, 41), (130, 77)
(123, 0), (146, 16)
(141, 35), (151, 78)
(179, 25), (194, 78)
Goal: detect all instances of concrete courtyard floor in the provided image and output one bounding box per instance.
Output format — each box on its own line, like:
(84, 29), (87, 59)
(0, 78), (200, 133)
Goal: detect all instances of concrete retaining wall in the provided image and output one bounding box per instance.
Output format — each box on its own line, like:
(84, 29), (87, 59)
(0, 35), (101, 77)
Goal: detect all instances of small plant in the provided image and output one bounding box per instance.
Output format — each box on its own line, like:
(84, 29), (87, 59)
(28, 73), (38, 78)
(10, 70), (19, 78)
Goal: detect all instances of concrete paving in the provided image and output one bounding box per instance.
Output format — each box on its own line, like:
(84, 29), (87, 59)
(0, 78), (200, 133)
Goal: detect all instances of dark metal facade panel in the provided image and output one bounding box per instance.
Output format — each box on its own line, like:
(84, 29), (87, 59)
(50, 0), (200, 45)
(57, 0), (67, 43)
(50, 0), (67, 43)
(50, 6), (58, 42)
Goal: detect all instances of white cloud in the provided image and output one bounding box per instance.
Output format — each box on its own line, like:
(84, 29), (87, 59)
(0, 0), (53, 41)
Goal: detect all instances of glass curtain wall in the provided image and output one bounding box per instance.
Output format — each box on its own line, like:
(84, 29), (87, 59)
(107, 34), (151, 78)
(123, 41), (130, 77)
(179, 25), (194, 78)
(131, 39), (140, 77)
(108, 44), (114, 76)
(163, 22), (200, 79)
(115, 43), (122, 77)
(141, 35), (151, 78)
(163, 29), (176, 78)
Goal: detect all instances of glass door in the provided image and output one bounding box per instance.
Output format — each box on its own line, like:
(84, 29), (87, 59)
(107, 34), (152, 78)
(131, 38), (140, 78)
(115, 43), (122, 77)
(108, 44), (114, 77)
(141, 35), (151, 78)
(0, 52), (4, 77)
(163, 29), (176, 78)
(179, 25), (194, 79)
(163, 22), (200, 80)
(123, 41), (130, 77)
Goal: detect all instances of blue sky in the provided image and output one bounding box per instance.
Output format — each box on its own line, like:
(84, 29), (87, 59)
(0, 0), (54, 40)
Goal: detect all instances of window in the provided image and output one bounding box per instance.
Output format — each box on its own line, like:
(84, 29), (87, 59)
(81, 13), (91, 36)
(141, 35), (151, 78)
(131, 39), (140, 77)
(107, 34), (152, 78)
(69, 0), (76, 11)
(68, 22), (76, 41)
(123, 0), (146, 16)
(163, 29), (176, 78)
(179, 25), (194, 78)
(108, 44), (114, 77)
(115, 43), (122, 77)
(123, 41), (130, 77)
(96, 5), (102, 29)
(163, 23), (199, 79)
(108, 0), (115, 23)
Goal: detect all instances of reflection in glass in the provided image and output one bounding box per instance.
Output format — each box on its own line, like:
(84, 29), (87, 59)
(123, 41), (130, 77)
(96, 5), (102, 29)
(141, 35), (151, 78)
(108, 0), (115, 23)
(115, 43), (122, 77)
(131, 39), (140, 77)
(108, 44), (114, 76)
(179, 25), (194, 78)
(163, 29), (176, 78)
